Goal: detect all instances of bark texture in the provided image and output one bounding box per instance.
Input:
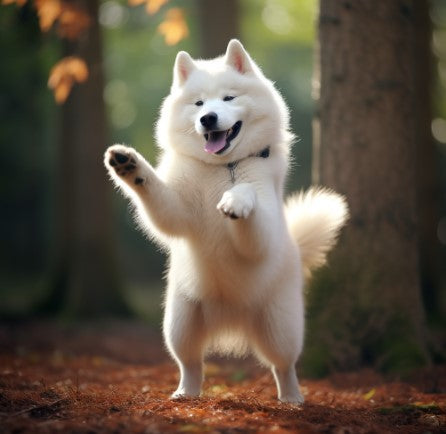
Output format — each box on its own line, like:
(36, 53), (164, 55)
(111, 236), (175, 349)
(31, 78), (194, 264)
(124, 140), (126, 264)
(307, 0), (429, 374)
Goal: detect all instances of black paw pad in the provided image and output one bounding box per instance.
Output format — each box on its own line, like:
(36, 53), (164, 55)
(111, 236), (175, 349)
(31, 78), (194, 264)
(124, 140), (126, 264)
(114, 152), (129, 164)
(109, 158), (117, 167)
(229, 213), (239, 219)
(134, 177), (144, 185)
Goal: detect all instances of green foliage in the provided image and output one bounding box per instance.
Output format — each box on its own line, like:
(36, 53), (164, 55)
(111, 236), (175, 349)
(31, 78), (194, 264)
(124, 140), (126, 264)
(299, 342), (330, 378)
(241, 0), (316, 191)
(242, 0), (316, 46)
(125, 282), (164, 324)
(0, 4), (58, 284)
(101, 0), (199, 161)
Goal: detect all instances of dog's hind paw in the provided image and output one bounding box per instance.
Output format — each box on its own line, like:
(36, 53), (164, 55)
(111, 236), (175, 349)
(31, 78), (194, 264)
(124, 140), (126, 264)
(279, 393), (305, 405)
(170, 389), (200, 400)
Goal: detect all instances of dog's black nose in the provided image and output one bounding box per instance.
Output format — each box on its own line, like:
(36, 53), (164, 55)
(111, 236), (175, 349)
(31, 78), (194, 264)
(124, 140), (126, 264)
(200, 112), (218, 129)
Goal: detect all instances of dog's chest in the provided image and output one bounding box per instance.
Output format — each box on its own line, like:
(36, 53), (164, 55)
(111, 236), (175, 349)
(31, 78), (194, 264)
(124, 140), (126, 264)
(162, 155), (268, 239)
(196, 167), (237, 223)
(172, 161), (249, 238)
(190, 163), (251, 216)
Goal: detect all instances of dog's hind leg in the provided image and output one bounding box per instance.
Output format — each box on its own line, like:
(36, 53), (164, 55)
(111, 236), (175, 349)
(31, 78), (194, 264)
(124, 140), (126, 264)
(271, 364), (303, 404)
(252, 285), (305, 404)
(163, 289), (206, 399)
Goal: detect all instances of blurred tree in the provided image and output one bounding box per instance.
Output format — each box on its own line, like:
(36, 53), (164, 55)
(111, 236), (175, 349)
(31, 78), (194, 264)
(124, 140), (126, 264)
(39, 0), (129, 317)
(196, 0), (239, 58)
(307, 0), (430, 375)
(0, 3), (54, 285)
(413, 0), (444, 325)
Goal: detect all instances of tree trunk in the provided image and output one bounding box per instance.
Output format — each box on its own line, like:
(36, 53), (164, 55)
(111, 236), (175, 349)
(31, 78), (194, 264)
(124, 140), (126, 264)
(196, 0), (240, 58)
(39, 0), (129, 317)
(307, 0), (429, 375)
(413, 1), (443, 323)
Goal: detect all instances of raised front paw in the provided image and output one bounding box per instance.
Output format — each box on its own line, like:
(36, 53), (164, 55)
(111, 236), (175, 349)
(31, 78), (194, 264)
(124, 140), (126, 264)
(104, 144), (146, 186)
(217, 184), (256, 219)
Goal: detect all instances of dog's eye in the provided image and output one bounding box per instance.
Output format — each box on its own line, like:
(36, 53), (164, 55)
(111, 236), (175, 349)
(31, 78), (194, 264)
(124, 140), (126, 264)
(195, 100), (204, 106)
(223, 96), (235, 102)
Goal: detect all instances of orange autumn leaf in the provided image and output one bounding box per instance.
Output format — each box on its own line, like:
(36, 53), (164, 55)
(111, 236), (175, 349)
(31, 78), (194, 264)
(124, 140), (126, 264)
(158, 8), (188, 46)
(48, 56), (88, 104)
(145, 0), (168, 15)
(34, 0), (90, 39)
(35, 0), (61, 32)
(52, 76), (71, 104)
(2, 0), (27, 6)
(128, 0), (168, 15)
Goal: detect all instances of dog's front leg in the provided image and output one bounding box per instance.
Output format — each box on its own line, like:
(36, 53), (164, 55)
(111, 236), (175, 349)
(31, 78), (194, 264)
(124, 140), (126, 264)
(217, 183), (256, 220)
(104, 144), (190, 237)
(217, 183), (274, 257)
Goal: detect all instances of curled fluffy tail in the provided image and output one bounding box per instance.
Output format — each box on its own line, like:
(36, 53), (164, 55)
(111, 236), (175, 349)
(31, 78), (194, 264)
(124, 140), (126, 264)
(285, 187), (349, 276)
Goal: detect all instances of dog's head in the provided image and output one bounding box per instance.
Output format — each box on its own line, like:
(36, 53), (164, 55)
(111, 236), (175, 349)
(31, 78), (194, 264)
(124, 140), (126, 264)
(156, 40), (292, 164)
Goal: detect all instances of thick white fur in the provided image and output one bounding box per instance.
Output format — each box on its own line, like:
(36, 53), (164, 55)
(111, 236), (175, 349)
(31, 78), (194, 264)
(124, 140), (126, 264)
(104, 40), (348, 404)
(285, 188), (349, 278)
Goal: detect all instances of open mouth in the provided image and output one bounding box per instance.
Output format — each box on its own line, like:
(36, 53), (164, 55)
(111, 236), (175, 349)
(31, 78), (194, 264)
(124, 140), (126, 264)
(204, 121), (242, 155)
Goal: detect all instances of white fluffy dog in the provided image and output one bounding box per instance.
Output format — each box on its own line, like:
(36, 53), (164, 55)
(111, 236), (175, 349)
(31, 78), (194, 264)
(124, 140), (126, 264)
(104, 40), (348, 404)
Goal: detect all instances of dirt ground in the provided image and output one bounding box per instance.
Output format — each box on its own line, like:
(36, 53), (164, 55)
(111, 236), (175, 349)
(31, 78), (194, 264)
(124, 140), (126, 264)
(0, 321), (445, 433)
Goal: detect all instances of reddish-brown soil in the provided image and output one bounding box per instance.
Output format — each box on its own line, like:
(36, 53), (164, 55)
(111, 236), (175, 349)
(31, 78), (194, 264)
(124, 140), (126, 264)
(0, 321), (445, 433)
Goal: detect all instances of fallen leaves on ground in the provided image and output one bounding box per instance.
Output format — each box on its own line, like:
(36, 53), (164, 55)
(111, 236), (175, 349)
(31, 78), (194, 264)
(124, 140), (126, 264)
(0, 321), (445, 433)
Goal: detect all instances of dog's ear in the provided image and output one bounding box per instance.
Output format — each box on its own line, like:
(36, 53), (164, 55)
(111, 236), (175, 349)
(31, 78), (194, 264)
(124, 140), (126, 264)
(225, 39), (253, 74)
(173, 51), (196, 87)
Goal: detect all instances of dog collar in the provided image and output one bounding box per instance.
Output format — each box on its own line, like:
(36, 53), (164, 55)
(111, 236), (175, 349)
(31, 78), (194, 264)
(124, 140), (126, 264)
(226, 146), (270, 184)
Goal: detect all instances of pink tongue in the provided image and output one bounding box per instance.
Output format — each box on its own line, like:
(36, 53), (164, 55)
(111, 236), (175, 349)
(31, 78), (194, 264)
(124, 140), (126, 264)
(204, 134), (227, 154)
